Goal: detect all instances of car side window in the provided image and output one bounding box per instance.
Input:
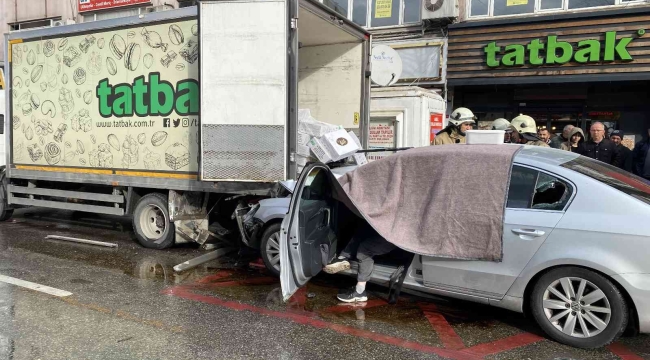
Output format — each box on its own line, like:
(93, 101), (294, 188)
(507, 165), (572, 211)
(532, 172), (572, 211)
(507, 166), (538, 209)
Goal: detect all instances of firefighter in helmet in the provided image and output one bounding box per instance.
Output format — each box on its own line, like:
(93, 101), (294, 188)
(491, 118), (516, 143)
(510, 114), (549, 147)
(433, 107), (476, 145)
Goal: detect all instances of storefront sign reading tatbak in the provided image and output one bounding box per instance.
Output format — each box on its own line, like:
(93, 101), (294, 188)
(430, 113), (444, 145)
(79, 0), (151, 12)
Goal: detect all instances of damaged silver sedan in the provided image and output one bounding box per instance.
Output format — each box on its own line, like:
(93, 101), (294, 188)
(280, 145), (650, 349)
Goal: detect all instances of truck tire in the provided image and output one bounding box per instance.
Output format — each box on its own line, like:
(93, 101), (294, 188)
(0, 172), (13, 222)
(530, 266), (628, 349)
(132, 193), (175, 249)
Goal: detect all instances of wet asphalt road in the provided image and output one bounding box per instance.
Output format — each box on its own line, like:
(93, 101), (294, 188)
(0, 209), (648, 360)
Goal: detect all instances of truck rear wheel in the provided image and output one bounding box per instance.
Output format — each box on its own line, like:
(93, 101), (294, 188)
(0, 172), (13, 222)
(133, 193), (175, 249)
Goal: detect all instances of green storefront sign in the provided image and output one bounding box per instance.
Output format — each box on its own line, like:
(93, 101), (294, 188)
(484, 30), (644, 67)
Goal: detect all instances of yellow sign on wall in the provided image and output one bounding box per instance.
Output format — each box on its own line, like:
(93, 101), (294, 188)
(375, 0), (392, 18)
(507, 0), (528, 6)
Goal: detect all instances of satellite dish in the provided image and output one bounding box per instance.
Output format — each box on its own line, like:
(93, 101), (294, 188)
(370, 45), (402, 87)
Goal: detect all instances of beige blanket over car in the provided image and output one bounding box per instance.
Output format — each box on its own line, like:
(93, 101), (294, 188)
(335, 145), (522, 262)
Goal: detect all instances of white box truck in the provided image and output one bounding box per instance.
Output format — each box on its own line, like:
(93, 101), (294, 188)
(0, 1), (371, 249)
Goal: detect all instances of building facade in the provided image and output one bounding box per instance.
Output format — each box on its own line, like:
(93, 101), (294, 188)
(448, 1), (650, 145)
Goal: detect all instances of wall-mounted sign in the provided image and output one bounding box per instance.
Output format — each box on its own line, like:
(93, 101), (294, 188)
(485, 31), (639, 67)
(375, 0), (393, 18)
(79, 0), (151, 12)
(447, 11), (650, 84)
(429, 113), (443, 144)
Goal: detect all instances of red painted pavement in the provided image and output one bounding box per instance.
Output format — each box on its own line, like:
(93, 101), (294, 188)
(608, 343), (645, 360)
(161, 272), (642, 360)
(419, 303), (466, 350)
(320, 299), (388, 314)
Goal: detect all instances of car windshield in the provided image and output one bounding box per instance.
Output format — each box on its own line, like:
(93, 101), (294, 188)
(561, 156), (650, 205)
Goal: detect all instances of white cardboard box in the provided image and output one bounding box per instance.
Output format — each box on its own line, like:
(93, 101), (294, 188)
(320, 129), (360, 162)
(465, 130), (505, 145)
(307, 137), (334, 163)
(353, 153), (368, 165)
(296, 132), (312, 157)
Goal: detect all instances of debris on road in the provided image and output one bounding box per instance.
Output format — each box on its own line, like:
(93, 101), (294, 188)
(173, 247), (236, 273)
(45, 235), (118, 248)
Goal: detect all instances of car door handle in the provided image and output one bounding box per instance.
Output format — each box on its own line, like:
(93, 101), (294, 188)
(512, 229), (546, 237)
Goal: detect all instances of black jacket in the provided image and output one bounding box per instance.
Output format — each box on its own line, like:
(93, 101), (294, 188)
(632, 138), (650, 176)
(577, 139), (622, 167)
(617, 145), (633, 173)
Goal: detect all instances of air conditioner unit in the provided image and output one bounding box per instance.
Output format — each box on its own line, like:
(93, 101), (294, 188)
(52, 20), (65, 27)
(422, 0), (459, 19)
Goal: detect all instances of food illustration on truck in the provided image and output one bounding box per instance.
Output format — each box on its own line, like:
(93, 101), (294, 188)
(10, 19), (199, 173)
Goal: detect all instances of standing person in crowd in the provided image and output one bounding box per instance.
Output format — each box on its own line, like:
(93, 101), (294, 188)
(511, 115), (549, 147)
(560, 127), (585, 153)
(578, 122), (621, 167)
(610, 130), (633, 172)
(491, 118), (515, 143)
(538, 128), (552, 145)
(633, 128), (650, 180)
(550, 125), (575, 149)
(433, 107), (476, 145)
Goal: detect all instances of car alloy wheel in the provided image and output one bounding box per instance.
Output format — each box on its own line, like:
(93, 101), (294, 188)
(542, 276), (612, 338)
(265, 231), (281, 273)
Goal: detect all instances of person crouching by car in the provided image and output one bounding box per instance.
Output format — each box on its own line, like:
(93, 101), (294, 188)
(560, 127), (585, 153)
(578, 122), (622, 167)
(323, 222), (396, 303)
(433, 107), (476, 145)
(511, 114), (549, 147)
(610, 130), (633, 172)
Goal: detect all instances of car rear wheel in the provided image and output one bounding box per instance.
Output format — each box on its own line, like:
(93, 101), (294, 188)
(260, 223), (281, 277)
(132, 193), (175, 249)
(531, 267), (628, 349)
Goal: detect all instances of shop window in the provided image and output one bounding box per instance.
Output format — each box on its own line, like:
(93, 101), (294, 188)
(469, 0), (644, 18)
(353, 0), (369, 26)
(471, 0), (490, 15)
(493, 0), (534, 16)
(9, 18), (61, 31)
(327, 0), (421, 28)
(540, 0), (563, 10)
(324, 0), (349, 16)
(568, 0), (615, 9)
(403, 0), (422, 23)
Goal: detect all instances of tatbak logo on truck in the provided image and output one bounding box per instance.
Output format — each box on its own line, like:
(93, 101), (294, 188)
(10, 19), (200, 173)
(96, 73), (199, 118)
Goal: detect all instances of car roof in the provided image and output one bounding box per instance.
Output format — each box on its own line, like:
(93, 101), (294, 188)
(514, 145), (580, 167)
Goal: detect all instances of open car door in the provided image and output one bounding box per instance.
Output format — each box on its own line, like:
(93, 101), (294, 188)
(280, 164), (337, 301)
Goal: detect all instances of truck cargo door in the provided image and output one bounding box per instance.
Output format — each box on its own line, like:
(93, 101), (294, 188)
(199, 0), (289, 182)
